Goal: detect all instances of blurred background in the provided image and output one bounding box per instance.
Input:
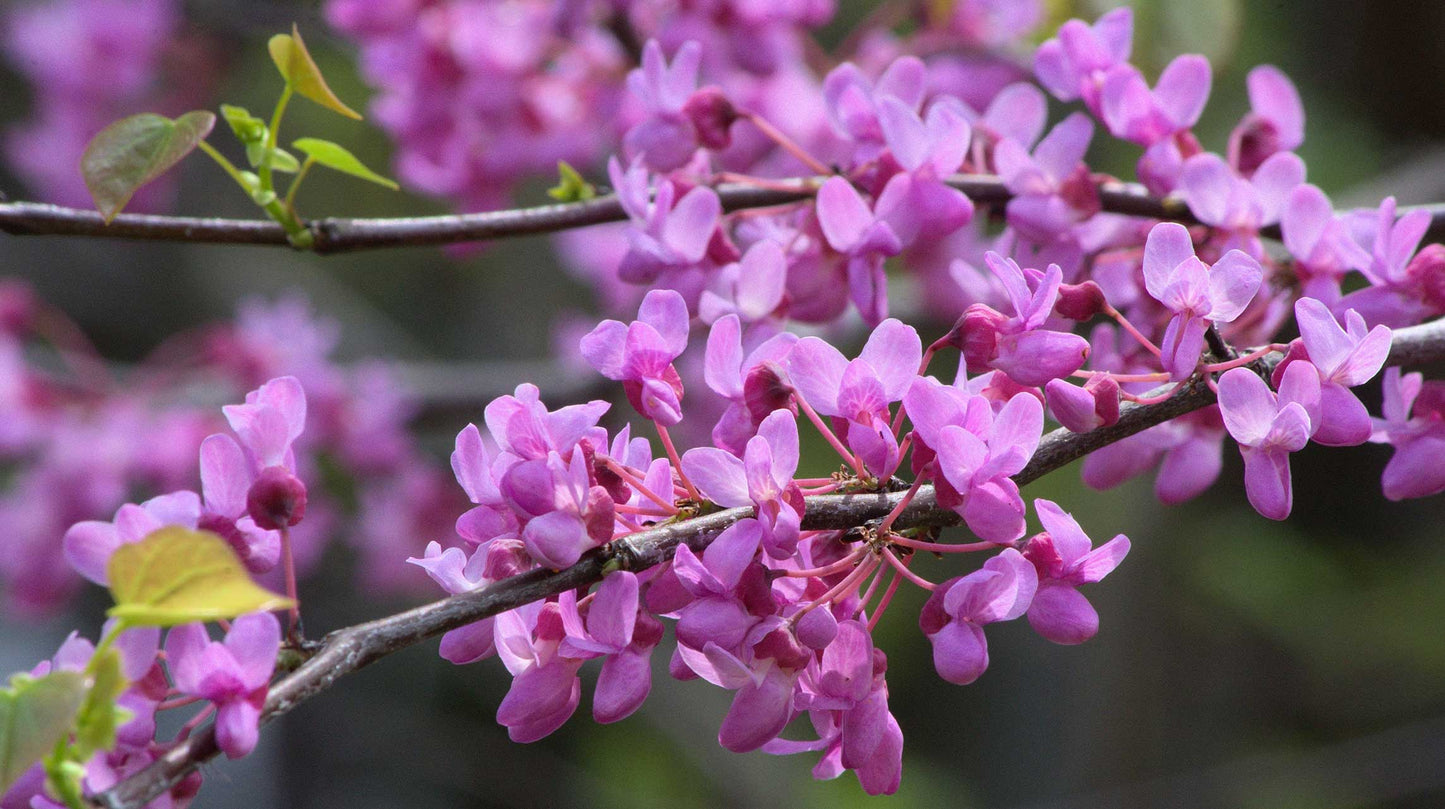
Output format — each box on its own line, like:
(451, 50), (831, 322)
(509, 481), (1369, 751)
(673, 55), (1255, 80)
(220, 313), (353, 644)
(3, 0), (1445, 807)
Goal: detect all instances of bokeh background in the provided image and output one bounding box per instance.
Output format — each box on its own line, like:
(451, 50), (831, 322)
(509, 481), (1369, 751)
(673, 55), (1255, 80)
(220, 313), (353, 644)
(4, 0), (1445, 807)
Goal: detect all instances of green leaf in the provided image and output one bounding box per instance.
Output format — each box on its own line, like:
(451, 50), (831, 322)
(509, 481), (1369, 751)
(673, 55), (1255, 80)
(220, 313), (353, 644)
(81, 111), (216, 222)
(268, 25), (363, 120)
(292, 138), (399, 190)
(547, 161), (596, 202)
(72, 650), (127, 761)
(0, 671), (86, 792)
(220, 104), (267, 145)
(106, 527), (295, 626)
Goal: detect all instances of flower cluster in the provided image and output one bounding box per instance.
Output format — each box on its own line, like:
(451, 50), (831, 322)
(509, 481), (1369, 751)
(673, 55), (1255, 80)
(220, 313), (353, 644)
(11, 1), (1445, 805)
(1, 376), (311, 809)
(411, 305), (1139, 794)
(389, 4), (1445, 795)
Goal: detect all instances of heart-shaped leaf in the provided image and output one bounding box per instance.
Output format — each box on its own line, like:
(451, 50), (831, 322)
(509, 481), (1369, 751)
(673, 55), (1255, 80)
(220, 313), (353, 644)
(268, 25), (362, 120)
(106, 527), (295, 626)
(81, 111), (216, 222)
(292, 138), (398, 189)
(0, 671), (86, 792)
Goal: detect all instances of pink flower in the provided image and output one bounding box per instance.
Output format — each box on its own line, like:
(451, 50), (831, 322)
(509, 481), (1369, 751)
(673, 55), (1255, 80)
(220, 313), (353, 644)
(682, 409), (805, 558)
(919, 548), (1037, 685)
(165, 612), (280, 759)
(1099, 56), (1212, 147)
(1022, 499), (1130, 644)
(1142, 222), (1263, 380)
(581, 288), (691, 425)
(1218, 362), (1322, 520)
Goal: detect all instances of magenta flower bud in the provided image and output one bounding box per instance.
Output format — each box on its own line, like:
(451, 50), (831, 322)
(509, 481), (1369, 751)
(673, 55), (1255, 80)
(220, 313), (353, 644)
(1405, 243), (1445, 312)
(1057, 163), (1102, 217)
(1046, 375), (1120, 433)
(1230, 118), (1282, 177)
(752, 623), (811, 670)
(1054, 280), (1107, 321)
(483, 538), (531, 581)
(743, 362), (794, 424)
(246, 465), (308, 530)
(950, 304), (1005, 373)
(1087, 375), (1121, 428)
(683, 86), (737, 150)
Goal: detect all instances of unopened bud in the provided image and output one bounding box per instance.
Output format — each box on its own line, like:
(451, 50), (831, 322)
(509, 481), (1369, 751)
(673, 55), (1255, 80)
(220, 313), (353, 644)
(246, 465), (308, 530)
(948, 304), (1005, 374)
(683, 86), (738, 151)
(1406, 243), (1445, 313)
(1054, 280), (1107, 321)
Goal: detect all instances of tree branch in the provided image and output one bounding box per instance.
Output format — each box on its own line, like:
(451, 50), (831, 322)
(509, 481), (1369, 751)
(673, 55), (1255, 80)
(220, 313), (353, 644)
(9, 175), (1439, 254)
(92, 315), (1445, 809)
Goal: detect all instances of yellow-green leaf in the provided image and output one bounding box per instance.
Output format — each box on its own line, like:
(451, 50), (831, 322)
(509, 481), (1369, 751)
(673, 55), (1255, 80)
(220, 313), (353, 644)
(220, 104), (267, 145)
(268, 25), (363, 120)
(0, 671), (86, 792)
(547, 161), (596, 202)
(81, 111), (216, 222)
(72, 650), (127, 761)
(106, 527), (295, 626)
(292, 138), (399, 189)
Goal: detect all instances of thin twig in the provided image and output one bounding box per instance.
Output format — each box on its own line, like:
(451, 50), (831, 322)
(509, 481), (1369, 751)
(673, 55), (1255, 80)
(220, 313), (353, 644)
(10, 177), (1436, 255)
(93, 316), (1445, 809)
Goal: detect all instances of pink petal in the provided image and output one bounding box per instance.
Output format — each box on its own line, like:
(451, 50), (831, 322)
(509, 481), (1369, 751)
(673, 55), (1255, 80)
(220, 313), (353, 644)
(1143, 222), (1196, 302)
(1179, 154), (1237, 228)
(1206, 250), (1263, 322)
(984, 83), (1047, 148)
(756, 409), (799, 482)
(215, 700), (262, 759)
(1218, 368), (1277, 446)
(877, 96), (927, 172)
(497, 660), (581, 739)
(638, 289), (691, 357)
(225, 612), (281, 690)
(816, 177), (875, 252)
(1026, 582), (1099, 644)
(681, 448), (751, 507)
(662, 187), (721, 263)
(718, 665), (795, 752)
(1241, 445), (1293, 520)
(200, 434), (250, 516)
(858, 318), (922, 401)
(1251, 152), (1306, 224)
(1032, 113), (1093, 181)
(1314, 383), (1372, 447)
(784, 337), (848, 415)
(163, 623), (211, 694)
(439, 620), (496, 664)
(594, 649), (652, 723)
(929, 620), (989, 685)
(1033, 499), (1092, 563)
(704, 315), (745, 398)
(586, 572), (639, 650)
(1154, 54), (1211, 128)
(63, 520), (121, 585)
(1248, 65), (1304, 148)
(579, 320), (628, 380)
(735, 241), (787, 320)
